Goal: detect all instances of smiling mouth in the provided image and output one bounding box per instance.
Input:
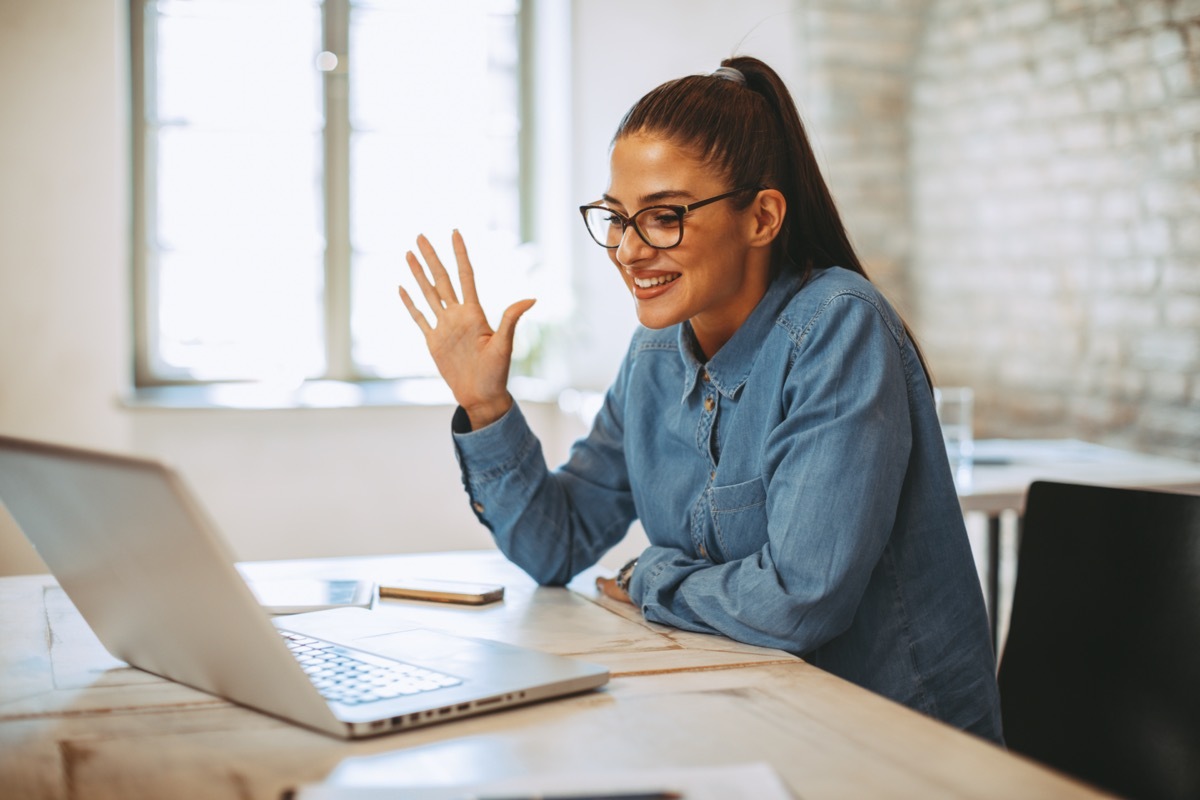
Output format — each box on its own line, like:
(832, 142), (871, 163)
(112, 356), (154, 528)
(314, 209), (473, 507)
(632, 273), (681, 289)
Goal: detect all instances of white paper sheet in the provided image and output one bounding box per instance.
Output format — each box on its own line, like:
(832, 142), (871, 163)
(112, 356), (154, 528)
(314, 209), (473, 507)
(290, 761), (794, 800)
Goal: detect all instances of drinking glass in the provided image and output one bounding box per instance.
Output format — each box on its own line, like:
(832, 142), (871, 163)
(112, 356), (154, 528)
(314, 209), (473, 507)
(934, 386), (974, 490)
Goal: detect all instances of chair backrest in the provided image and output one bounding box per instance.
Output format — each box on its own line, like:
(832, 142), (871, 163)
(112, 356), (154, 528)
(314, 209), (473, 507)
(998, 481), (1200, 800)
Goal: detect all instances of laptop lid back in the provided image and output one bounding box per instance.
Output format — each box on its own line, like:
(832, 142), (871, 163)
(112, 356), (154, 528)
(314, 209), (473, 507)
(0, 435), (342, 735)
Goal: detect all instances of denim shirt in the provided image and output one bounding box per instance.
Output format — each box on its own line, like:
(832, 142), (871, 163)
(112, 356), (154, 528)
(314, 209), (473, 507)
(452, 266), (1003, 743)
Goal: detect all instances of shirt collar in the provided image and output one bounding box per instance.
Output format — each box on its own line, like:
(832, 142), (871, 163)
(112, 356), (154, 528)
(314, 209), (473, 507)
(677, 268), (804, 403)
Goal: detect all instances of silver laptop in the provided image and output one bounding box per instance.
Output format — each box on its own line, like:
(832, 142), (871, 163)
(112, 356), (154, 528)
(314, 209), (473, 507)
(0, 434), (609, 739)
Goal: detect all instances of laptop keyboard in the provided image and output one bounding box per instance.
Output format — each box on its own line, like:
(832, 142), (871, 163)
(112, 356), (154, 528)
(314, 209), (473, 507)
(280, 631), (463, 706)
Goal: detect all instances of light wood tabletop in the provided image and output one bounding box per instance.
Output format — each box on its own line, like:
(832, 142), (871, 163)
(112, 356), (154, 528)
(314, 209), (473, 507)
(0, 550), (1113, 799)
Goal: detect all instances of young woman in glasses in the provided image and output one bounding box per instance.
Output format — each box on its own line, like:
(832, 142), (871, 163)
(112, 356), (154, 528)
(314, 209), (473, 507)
(398, 56), (1003, 744)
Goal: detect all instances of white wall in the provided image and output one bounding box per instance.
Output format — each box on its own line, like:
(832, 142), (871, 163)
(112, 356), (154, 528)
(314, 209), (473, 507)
(0, 0), (804, 575)
(0, 1), (131, 573)
(566, 0), (803, 388)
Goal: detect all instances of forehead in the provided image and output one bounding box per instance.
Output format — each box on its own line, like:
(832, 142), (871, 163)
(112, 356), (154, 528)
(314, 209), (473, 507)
(606, 134), (723, 205)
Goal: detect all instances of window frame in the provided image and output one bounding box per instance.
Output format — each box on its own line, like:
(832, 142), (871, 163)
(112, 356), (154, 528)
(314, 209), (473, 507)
(129, 0), (533, 390)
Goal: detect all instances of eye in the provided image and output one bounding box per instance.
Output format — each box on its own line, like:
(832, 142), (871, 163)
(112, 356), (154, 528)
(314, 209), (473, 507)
(645, 211), (679, 230)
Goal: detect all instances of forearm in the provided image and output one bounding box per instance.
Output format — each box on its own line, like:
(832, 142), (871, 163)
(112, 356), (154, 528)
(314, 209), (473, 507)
(453, 403), (634, 585)
(629, 524), (882, 655)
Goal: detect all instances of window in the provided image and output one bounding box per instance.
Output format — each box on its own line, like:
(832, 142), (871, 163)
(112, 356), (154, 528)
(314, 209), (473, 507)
(131, 0), (536, 389)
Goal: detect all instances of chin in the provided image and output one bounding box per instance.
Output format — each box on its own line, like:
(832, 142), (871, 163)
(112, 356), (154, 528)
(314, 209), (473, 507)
(633, 305), (687, 330)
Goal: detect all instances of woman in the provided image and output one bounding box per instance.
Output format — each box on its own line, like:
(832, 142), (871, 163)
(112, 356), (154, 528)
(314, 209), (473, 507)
(398, 56), (1003, 743)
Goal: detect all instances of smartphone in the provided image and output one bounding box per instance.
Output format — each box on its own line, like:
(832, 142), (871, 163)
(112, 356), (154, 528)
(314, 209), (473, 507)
(379, 578), (505, 606)
(247, 578), (376, 615)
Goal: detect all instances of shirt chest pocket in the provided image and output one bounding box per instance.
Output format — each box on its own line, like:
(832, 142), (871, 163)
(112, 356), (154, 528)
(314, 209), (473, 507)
(707, 477), (769, 562)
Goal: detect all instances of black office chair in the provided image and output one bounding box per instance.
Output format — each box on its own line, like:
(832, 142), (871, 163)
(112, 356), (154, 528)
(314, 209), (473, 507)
(998, 480), (1200, 800)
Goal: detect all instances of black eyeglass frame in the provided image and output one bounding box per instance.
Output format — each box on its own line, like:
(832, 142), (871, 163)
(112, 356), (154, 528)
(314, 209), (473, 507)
(578, 185), (765, 250)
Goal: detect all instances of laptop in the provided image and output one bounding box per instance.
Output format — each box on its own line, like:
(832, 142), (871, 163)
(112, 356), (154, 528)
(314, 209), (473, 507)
(0, 434), (609, 738)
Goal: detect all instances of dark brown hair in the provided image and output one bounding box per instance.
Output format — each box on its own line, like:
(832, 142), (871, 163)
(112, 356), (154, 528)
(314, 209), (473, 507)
(614, 55), (931, 381)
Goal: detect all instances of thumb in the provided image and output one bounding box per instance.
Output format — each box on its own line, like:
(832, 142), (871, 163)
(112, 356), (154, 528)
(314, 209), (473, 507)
(495, 298), (537, 344)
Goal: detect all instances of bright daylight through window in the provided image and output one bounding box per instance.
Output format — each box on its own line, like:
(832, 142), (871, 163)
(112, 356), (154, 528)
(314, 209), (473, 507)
(133, 0), (530, 389)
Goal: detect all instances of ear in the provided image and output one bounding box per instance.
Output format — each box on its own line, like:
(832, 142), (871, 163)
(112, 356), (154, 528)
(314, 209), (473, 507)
(746, 189), (786, 248)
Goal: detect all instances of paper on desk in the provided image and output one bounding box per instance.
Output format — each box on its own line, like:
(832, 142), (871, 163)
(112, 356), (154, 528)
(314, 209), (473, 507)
(289, 761), (794, 799)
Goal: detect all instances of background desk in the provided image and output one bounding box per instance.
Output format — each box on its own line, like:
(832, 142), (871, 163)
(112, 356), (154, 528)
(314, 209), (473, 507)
(0, 551), (1111, 799)
(961, 439), (1200, 516)
(959, 439), (1200, 650)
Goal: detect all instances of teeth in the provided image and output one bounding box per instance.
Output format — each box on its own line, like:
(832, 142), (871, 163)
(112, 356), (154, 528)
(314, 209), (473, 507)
(633, 273), (681, 289)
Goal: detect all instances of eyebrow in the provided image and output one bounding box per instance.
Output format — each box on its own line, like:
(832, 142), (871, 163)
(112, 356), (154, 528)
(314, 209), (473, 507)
(600, 189), (697, 208)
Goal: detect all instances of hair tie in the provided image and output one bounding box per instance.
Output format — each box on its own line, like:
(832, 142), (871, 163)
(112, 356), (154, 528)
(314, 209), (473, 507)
(710, 66), (746, 85)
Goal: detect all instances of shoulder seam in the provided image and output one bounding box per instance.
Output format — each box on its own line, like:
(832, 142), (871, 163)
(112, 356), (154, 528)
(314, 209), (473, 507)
(777, 288), (906, 350)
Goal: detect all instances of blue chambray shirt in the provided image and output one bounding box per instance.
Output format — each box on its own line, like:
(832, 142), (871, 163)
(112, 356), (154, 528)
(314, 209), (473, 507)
(452, 266), (1004, 743)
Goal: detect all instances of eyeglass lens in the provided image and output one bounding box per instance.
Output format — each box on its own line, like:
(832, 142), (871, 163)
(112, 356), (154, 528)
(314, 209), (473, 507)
(583, 206), (682, 249)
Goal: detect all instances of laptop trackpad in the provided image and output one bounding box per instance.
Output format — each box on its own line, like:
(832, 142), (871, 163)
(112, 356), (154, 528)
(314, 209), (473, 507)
(354, 628), (521, 673)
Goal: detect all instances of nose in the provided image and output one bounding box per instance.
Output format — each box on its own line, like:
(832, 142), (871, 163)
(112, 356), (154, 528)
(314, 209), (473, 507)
(614, 223), (653, 267)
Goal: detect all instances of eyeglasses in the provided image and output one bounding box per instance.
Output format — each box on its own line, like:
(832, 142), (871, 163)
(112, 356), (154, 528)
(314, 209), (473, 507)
(579, 186), (762, 250)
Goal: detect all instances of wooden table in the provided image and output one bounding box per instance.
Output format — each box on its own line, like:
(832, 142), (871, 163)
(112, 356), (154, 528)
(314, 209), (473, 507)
(958, 439), (1200, 650)
(0, 551), (1112, 799)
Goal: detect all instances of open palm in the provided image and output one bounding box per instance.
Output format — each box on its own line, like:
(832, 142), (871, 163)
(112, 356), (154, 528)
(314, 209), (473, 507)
(398, 231), (536, 429)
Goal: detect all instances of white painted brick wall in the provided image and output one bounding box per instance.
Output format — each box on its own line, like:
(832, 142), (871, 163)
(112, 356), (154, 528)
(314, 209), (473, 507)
(904, 0), (1200, 458)
(790, 0), (1198, 459)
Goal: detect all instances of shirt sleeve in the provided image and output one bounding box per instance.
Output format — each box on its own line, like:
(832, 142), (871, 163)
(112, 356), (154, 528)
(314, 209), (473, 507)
(452, 354), (639, 586)
(628, 294), (915, 654)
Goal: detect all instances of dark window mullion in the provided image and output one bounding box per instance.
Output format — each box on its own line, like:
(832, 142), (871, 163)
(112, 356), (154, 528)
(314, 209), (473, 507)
(322, 0), (353, 381)
(132, 0), (153, 385)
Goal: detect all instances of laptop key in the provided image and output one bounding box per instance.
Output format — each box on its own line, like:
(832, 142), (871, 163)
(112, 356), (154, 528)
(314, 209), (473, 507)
(279, 629), (463, 705)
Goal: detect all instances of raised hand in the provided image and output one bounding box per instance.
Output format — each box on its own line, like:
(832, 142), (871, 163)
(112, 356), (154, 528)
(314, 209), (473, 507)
(398, 230), (536, 430)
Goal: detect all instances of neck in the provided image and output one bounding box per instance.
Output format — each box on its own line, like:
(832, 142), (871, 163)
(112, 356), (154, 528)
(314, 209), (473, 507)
(689, 255), (774, 360)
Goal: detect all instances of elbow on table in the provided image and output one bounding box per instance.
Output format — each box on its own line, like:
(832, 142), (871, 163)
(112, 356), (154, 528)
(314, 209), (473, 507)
(737, 590), (859, 654)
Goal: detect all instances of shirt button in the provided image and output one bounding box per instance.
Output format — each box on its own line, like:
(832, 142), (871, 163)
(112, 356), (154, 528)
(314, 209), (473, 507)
(704, 396), (715, 412)
(472, 502), (485, 514)
(699, 544), (709, 559)
(702, 370), (711, 382)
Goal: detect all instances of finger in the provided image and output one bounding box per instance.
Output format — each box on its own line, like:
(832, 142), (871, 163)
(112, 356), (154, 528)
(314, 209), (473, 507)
(495, 298), (537, 346)
(406, 249), (445, 313)
(397, 285), (433, 336)
(416, 234), (460, 306)
(452, 229), (480, 305)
